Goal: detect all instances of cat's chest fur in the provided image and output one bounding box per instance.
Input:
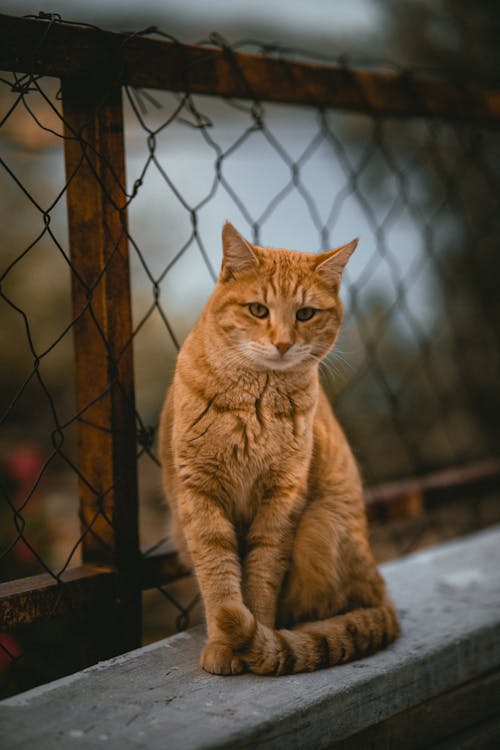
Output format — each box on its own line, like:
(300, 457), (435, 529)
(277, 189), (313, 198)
(218, 383), (314, 520)
(220, 374), (313, 436)
(174, 366), (317, 520)
(183, 374), (314, 453)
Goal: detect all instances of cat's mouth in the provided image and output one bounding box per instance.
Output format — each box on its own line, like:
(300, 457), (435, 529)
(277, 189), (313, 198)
(262, 355), (298, 371)
(246, 347), (306, 372)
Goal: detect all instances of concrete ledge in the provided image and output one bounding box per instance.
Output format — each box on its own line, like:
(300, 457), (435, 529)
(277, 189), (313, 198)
(1, 525), (500, 749)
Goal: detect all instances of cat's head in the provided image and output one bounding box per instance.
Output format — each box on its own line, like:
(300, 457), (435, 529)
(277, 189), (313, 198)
(209, 222), (357, 373)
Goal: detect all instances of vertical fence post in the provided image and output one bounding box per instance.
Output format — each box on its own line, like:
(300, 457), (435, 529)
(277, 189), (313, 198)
(61, 77), (141, 656)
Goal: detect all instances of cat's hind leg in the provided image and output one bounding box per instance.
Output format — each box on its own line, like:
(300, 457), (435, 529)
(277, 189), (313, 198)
(277, 459), (389, 626)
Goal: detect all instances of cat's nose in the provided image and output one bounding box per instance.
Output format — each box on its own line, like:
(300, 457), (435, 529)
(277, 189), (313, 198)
(275, 341), (292, 355)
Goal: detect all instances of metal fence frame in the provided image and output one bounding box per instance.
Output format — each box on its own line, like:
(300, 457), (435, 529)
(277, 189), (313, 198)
(1, 12), (500, 664)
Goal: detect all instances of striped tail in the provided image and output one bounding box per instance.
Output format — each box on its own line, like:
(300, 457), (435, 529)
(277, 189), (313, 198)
(217, 601), (399, 676)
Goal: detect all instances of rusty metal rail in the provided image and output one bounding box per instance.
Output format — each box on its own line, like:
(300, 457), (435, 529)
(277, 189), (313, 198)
(2, 13), (500, 123)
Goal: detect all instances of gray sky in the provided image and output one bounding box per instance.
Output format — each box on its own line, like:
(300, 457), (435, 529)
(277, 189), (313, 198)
(2, 0), (382, 48)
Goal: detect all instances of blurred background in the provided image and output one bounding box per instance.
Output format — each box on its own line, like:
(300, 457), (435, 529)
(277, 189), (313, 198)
(1, 0), (500, 694)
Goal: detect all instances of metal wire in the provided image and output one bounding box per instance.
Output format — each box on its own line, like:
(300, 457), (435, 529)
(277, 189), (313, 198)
(1, 13), (500, 697)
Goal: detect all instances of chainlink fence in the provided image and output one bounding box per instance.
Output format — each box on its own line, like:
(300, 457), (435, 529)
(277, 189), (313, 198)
(1, 13), (500, 697)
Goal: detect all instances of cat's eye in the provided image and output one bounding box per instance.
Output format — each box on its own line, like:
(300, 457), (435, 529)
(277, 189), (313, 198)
(296, 307), (317, 322)
(248, 302), (269, 319)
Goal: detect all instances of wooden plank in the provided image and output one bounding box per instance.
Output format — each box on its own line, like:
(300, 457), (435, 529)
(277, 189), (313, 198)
(336, 667), (500, 749)
(62, 77), (141, 653)
(0, 565), (115, 629)
(2, 528), (500, 747)
(365, 457), (500, 522)
(1, 13), (500, 123)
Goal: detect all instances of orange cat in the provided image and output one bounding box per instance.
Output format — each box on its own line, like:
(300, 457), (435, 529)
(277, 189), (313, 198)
(159, 222), (399, 676)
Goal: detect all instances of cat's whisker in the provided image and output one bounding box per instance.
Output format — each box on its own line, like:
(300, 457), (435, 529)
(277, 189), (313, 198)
(304, 351), (349, 390)
(330, 350), (355, 373)
(324, 360), (351, 388)
(209, 341), (251, 367)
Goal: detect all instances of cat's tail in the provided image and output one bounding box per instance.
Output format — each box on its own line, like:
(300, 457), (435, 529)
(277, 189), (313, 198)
(217, 600), (399, 676)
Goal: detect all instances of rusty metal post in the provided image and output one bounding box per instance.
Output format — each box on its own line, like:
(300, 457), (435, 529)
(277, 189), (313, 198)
(61, 77), (141, 656)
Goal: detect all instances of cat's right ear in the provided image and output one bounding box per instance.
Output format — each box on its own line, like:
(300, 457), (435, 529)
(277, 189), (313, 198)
(221, 222), (259, 281)
(314, 238), (358, 289)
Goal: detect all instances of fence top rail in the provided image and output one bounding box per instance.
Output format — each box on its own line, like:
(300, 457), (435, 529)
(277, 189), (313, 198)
(1, 12), (500, 124)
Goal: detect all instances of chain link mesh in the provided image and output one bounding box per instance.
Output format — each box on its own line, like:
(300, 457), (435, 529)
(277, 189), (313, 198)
(1, 15), (500, 696)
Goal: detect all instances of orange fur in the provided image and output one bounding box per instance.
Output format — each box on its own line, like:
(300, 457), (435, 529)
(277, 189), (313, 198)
(159, 222), (399, 676)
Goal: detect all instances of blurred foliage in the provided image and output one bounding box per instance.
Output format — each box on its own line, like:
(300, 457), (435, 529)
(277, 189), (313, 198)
(381, 0), (500, 450)
(380, 0), (500, 83)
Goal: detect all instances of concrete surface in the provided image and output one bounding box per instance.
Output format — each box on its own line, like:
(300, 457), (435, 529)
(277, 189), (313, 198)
(1, 525), (500, 749)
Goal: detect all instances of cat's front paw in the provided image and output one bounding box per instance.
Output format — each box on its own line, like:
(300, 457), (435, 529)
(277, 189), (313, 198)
(200, 640), (245, 675)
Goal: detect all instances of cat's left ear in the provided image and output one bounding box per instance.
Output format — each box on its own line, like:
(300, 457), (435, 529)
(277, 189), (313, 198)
(314, 238), (358, 288)
(221, 221), (259, 281)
